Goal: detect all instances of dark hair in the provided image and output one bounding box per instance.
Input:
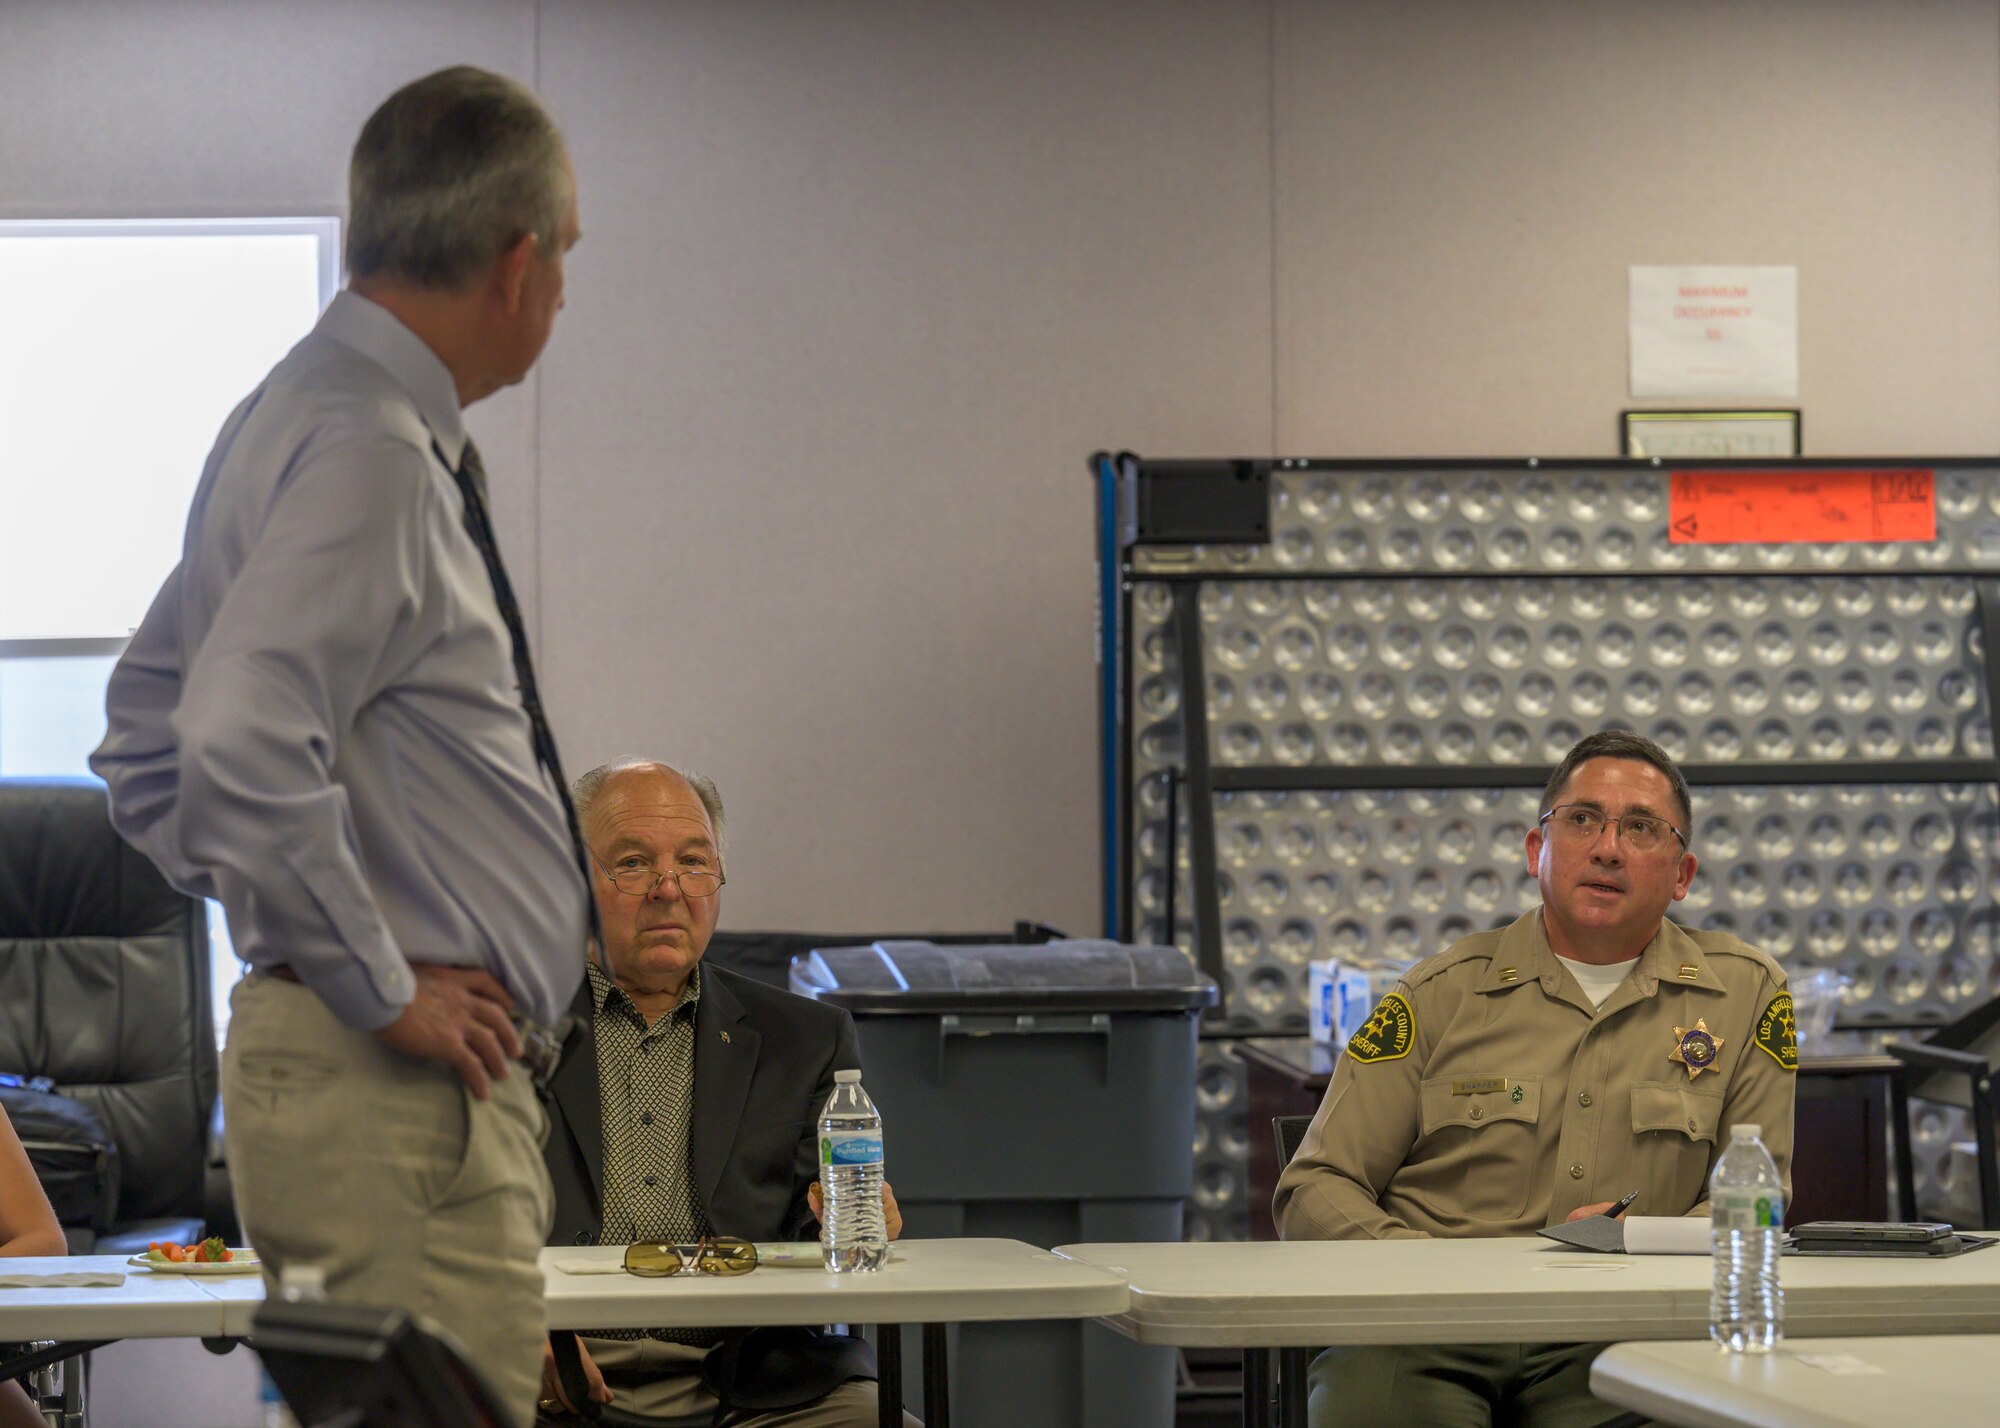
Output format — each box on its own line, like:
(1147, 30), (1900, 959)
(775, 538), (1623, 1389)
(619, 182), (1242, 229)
(346, 66), (571, 290)
(1540, 729), (1693, 840)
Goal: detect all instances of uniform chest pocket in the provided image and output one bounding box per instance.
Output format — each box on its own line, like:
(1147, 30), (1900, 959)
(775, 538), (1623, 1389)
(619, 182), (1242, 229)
(1409, 1074), (1544, 1221)
(1419, 1074), (1542, 1135)
(1630, 1082), (1723, 1143)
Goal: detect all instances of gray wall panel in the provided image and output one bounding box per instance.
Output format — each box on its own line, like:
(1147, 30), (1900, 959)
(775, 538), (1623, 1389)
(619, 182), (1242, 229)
(1274, 0), (2000, 457)
(534, 0), (1273, 932)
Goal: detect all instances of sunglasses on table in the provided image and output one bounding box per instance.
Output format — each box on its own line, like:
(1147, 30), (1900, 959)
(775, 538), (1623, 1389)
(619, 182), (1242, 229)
(622, 1237), (759, 1277)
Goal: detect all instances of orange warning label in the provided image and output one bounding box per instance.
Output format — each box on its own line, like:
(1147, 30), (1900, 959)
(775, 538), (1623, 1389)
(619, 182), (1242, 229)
(1667, 469), (1936, 544)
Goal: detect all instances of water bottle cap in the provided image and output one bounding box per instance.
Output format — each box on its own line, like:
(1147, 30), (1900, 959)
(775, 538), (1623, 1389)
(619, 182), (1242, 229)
(1730, 1123), (1761, 1140)
(834, 1069), (862, 1083)
(278, 1263), (327, 1300)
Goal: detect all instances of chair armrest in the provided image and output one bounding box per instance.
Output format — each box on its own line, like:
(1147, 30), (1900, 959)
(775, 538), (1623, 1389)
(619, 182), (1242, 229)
(1884, 1041), (1995, 1080)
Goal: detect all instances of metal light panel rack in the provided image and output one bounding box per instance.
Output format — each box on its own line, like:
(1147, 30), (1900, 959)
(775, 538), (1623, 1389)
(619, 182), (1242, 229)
(1096, 454), (2000, 1240)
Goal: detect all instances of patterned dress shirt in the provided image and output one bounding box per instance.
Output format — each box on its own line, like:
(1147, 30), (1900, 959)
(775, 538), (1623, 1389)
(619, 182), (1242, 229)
(588, 959), (717, 1345)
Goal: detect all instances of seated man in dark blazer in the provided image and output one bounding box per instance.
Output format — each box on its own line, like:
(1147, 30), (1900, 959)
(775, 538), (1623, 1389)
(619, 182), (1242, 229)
(539, 759), (912, 1427)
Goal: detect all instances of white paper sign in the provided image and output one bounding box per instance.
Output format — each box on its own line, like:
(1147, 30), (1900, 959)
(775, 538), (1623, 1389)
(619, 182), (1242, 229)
(1629, 265), (1798, 399)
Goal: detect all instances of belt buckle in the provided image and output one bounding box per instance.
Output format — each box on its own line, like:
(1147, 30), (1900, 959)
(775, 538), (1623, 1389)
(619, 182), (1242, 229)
(510, 1012), (579, 1091)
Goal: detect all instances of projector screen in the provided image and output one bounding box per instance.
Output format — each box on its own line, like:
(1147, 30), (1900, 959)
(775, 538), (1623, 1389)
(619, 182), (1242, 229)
(0, 219), (337, 640)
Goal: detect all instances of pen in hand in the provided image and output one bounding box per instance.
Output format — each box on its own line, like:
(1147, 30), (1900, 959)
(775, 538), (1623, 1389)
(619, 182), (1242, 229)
(1606, 1190), (1640, 1220)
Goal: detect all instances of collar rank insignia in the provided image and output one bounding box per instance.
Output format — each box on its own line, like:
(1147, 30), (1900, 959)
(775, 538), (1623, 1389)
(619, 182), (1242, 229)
(1669, 1019), (1724, 1080)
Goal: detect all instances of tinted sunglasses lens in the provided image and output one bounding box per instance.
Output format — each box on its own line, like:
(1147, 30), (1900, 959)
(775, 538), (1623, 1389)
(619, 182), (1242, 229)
(698, 1240), (758, 1276)
(624, 1243), (684, 1277)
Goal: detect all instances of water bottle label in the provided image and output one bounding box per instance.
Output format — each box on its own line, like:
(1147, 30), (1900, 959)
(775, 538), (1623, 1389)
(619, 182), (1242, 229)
(1713, 1191), (1783, 1230)
(821, 1130), (884, 1167)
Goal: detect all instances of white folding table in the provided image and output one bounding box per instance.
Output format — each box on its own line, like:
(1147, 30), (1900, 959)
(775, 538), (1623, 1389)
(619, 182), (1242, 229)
(0, 1258), (237, 1344)
(2, 1241), (1128, 1428)
(1055, 1237), (2000, 1426)
(1590, 1335), (2000, 1428)
(537, 1239), (1128, 1428)
(0, 1255), (247, 1425)
(538, 1239), (1126, 1333)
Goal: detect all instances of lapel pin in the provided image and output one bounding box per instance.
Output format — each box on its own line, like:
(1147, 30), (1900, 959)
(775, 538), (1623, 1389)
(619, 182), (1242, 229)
(720, 1030), (731, 1043)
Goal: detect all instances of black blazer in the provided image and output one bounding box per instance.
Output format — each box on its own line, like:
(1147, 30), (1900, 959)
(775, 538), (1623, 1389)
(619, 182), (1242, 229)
(542, 961), (861, 1252)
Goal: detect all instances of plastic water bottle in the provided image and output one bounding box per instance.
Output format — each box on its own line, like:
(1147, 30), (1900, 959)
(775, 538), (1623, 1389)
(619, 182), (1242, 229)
(278, 1263), (327, 1303)
(819, 1068), (889, 1271)
(258, 1369), (299, 1428)
(1709, 1122), (1785, 1351)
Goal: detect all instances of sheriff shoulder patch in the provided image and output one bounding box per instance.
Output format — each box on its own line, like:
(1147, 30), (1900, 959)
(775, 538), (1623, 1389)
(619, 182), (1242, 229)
(1754, 992), (1798, 1071)
(1346, 992), (1416, 1064)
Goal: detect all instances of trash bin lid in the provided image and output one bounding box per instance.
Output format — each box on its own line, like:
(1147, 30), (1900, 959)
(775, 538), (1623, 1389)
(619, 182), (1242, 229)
(788, 939), (1219, 1013)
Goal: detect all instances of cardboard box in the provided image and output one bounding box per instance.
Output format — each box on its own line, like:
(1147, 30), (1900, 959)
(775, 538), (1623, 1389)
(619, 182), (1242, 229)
(1308, 960), (1374, 1046)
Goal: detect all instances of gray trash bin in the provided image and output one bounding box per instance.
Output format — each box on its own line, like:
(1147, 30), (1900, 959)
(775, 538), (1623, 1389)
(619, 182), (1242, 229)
(790, 939), (1217, 1428)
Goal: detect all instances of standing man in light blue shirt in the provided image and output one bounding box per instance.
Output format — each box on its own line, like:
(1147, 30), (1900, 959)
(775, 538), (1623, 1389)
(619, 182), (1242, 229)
(92, 66), (589, 1423)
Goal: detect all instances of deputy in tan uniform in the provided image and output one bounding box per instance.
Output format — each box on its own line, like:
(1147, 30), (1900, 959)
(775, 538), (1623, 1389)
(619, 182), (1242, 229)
(1275, 729), (1797, 1428)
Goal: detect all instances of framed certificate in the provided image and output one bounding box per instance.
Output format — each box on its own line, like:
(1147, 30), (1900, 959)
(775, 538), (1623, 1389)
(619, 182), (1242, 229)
(1621, 409), (1802, 459)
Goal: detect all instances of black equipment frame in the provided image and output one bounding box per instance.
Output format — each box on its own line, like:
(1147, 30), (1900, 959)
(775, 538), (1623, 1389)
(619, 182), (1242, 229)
(1096, 453), (2000, 1026)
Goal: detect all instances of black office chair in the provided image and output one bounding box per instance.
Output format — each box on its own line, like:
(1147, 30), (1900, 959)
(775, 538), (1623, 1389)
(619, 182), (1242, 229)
(1273, 1115), (1311, 1170)
(1265, 1117), (1318, 1428)
(1888, 998), (2000, 1229)
(0, 777), (223, 1253)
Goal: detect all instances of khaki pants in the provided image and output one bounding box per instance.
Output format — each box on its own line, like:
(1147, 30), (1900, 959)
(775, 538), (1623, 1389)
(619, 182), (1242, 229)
(223, 973), (555, 1428)
(575, 1336), (919, 1427)
(1307, 1343), (1655, 1428)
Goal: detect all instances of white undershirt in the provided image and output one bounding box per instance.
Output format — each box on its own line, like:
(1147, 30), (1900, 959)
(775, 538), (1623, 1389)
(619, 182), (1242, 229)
(1555, 953), (1640, 1010)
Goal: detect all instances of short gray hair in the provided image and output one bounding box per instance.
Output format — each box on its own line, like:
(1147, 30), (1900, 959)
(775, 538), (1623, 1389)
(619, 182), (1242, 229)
(573, 759), (727, 858)
(346, 65), (572, 290)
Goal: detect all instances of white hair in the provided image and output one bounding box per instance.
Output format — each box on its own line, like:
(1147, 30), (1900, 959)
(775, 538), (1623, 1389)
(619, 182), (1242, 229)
(573, 759), (726, 859)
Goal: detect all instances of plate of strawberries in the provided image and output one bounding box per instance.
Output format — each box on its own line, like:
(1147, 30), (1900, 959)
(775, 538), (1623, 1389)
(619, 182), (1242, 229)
(128, 1237), (261, 1276)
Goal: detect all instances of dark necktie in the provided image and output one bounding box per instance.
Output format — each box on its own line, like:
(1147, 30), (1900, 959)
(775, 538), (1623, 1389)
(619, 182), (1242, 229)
(446, 439), (603, 953)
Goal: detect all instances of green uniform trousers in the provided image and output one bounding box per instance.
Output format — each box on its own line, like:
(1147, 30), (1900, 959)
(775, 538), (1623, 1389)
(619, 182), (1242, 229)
(1308, 1342), (1655, 1428)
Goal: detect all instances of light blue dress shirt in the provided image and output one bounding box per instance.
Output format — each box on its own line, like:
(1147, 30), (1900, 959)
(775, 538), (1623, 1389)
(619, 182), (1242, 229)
(92, 292), (588, 1030)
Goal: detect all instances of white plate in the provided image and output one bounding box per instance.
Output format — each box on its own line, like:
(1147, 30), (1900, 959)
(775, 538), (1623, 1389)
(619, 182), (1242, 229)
(126, 1251), (261, 1276)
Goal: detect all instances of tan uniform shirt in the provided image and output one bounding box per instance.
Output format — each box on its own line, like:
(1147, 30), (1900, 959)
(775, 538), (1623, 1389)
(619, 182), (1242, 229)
(1274, 910), (1797, 1241)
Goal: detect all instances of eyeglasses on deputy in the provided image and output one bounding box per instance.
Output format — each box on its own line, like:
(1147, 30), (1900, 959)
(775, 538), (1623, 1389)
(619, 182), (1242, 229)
(1539, 803), (1687, 854)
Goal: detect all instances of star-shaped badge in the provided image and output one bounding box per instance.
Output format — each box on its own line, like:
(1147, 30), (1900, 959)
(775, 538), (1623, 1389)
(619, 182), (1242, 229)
(1669, 1019), (1724, 1080)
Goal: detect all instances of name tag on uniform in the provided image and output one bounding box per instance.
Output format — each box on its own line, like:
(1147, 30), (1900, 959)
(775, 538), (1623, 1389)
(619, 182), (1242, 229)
(1452, 1077), (1508, 1095)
